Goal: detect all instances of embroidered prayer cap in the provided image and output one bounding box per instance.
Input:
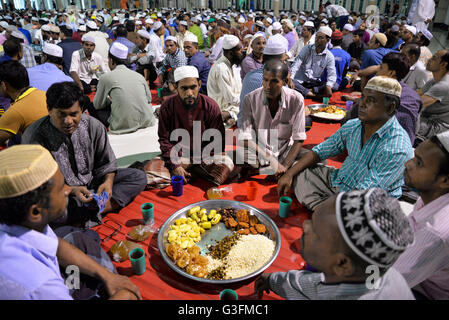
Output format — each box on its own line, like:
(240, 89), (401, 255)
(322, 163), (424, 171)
(86, 20), (98, 30)
(78, 25), (87, 32)
(96, 15), (104, 23)
(0, 145), (58, 199)
(222, 34), (240, 50)
(109, 42), (128, 59)
(373, 32), (388, 46)
(264, 33), (288, 55)
(174, 65), (199, 82)
(282, 19), (294, 30)
(335, 188), (414, 268)
(0, 21), (8, 29)
(145, 18), (154, 24)
(41, 24), (51, 32)
(81, 34), (96, 44)
(43, 43), (63, 58)
(184, 33), (198, 43)
(343, 24), (354, 32)
(390, 25), (400, 32)
(255, 20), (264, 28)
(437, 130), (449, 154)
(405, 25), (417, 36)
(331, 30), (343, 40)
(135, 20), (142, 25)
(11, 30), (25, 40)
(318, 26), (332, 38)
(272, 21), (282, 31)
(266, 17), (272, 24)
(321, 18), (328, 25)
(364, 76), (402, 98)
(137, 29), (151, 40)
(179, 20), (188, 27)
(166, 35), (178, 44)
(153, 21), (163, 30)
(299, 15), (307, 21)
(50, 25), (60, 33)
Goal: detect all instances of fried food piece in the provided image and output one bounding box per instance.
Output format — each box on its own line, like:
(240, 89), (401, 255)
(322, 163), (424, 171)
(238, 228), (250, 235)
(166, 243), (185, 261)
(238, 221), (249, 229)
(176, 251), (190, 268)
(255, 224), (267, 234)
(249, 215), (258, 226)
(249, 226), (258, 235)
(227, 217), (238, 229)
(186, 264), (207, 278)
(236, 209), (249, 223)
(187, 245), (201, 256)
(191, 254), (209, 267)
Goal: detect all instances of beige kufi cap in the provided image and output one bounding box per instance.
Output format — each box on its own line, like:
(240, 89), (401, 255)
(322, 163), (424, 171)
(0, 145), (58, 199)
(364, 76), (402, 98)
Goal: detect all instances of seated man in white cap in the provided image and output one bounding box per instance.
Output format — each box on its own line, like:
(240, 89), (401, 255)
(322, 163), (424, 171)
(33, 23), (50, 46)
(341, 23), (354, 51)
(8, 29), (37, 69)
(271, 22), (282, 36)
(0, 145), (141, 300)
(49, 25), (61, 44)
(26, 44), (73, 93)
(174, 20), (194, 51)
(238, 60), (307, 179)
(148, 21), (166, 70)
(22, 81), (148, 228)
(183, 33), (211, 95)
(393, 131), (449, 300)
(207, 34), (244, 127)
(282, 20), (297, 51)
(84, 20), (111, 70)
(189, 16), (205, 50)
(255, 188), (415, 300)
(89, 42), (156, 134)
(240, 33), (265, 80)
(236, 16), (251, 41)
(158, 65), (233, 185)
(128, 29), (157, 84)
(399, 25), (417, 50)
(278, 76), (414, 211)
(287, 21), (315, 62)
(417, 29), (433, 67)
(157, 36), (188, 86)
(69, 34), (107, 94)
(291, 26), (337, 99)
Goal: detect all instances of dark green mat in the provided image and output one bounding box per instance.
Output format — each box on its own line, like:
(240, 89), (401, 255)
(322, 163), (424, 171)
(116, 152), (160, 168)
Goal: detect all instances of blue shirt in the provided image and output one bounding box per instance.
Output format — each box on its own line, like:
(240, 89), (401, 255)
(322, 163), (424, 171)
(188, 51), (211, 94)
(0, 54), (12, 63)
(361, 47), (394, 69)
(312, 117), (413, 198)
(0, 224), (73, 300)
(330, 47), (351, 86)
(392, 39), (404, 51)
(27, 63), (74, 92)
(58, 38), (82, 75)
(237, 66), (263, 128)
(19, 28), (32, 45)
(114, 36), (135, 52)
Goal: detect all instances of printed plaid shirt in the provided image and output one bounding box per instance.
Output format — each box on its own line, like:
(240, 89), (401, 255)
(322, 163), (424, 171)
(20, 44), (37, 69)
(312, 117), (413, 198)
(157, 48), (188, 76)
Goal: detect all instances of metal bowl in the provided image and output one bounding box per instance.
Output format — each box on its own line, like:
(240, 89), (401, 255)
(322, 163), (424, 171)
(157, 200), (282, 284)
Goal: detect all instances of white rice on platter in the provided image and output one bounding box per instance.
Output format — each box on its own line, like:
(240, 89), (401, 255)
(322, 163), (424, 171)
(223, 234), (275, 279)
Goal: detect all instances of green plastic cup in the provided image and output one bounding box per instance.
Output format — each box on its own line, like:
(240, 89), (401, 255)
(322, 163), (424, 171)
(323, 97), (330, 105)
(129, 247), (146, 275)
(279, 196), (292, 218)
(219, 289), (238, 300)
(141, 202), (154, 225)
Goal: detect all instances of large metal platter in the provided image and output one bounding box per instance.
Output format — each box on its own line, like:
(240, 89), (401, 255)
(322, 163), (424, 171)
(157, 200), (281, 284)
(308, 104), (346, 121)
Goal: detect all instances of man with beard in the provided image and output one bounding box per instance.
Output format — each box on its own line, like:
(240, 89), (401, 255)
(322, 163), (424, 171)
(394, 131), (449, 300)
(158, 66), (232, 184)
(22, 82), (147, 228)
(207, 35), (243, 127)
(255, 188), (415, 300)
(0, 144), (141, 300)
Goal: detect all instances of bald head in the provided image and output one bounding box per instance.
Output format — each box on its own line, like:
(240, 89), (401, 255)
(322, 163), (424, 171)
(263, 59), (288, 81)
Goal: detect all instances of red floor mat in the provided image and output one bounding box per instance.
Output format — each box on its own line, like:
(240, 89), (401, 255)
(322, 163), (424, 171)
(92, 94), (345, 300)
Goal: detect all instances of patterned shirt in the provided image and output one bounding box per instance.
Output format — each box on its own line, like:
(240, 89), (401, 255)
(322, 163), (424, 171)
(238, 67), (263, 128)
(20, 43), (37, 69)
(312, 117), (413, 198)
(393, 193), (449, 300)
(240, 53), (263, 80)
(157, 48), (188, 76)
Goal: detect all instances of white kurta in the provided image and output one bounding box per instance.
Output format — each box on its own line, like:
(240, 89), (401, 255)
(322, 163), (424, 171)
(207, 55), (242, 121)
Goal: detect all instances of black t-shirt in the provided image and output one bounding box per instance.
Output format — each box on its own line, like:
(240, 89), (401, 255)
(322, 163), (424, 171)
(348, 41), (366, 61)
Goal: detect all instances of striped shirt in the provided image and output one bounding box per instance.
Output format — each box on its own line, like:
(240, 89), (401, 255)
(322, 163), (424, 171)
(312, 117), (413, 198)
(393, 194), (449, 300)
(269, 268), (414, 300)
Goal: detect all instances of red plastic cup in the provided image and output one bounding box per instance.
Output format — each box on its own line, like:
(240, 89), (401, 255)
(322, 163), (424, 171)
(246, 181), (258, 201)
